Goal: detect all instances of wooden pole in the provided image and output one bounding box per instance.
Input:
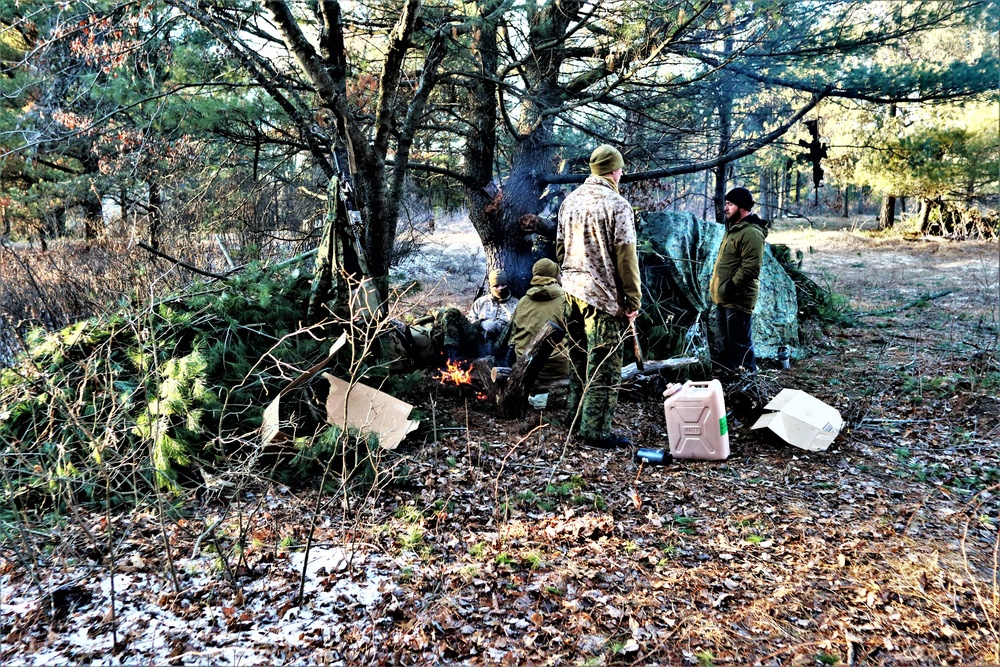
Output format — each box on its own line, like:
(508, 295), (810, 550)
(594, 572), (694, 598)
(495, 320), (565, 418)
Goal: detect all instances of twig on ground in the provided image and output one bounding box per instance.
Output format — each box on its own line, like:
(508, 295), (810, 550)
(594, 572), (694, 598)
(857, 289), (958, 317)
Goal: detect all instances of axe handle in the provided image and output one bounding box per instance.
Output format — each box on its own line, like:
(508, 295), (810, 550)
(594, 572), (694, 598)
(630, 321), (645, 371)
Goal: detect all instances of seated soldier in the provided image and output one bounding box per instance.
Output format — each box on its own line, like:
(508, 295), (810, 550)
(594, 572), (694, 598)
(409, 307), (475, 363)
(383, 271), (518, 368)
(509, 258), (570, 384)
(467, 269), (518, 359)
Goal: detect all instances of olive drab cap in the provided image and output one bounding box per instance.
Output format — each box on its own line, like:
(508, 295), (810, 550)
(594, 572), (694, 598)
(532, 258), (559, 278)
(589, 145), (625, 175)
(489, 269), (508, 287)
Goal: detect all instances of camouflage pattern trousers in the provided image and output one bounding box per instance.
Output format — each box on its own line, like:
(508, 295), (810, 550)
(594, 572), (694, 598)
(563, 293), (626, 440)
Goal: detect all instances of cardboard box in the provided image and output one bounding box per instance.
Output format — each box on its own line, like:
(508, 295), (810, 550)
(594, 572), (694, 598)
(750, 388), (843, 452)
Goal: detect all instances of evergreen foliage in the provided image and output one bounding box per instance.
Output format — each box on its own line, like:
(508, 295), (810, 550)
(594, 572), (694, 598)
(0, 264), (362, 511)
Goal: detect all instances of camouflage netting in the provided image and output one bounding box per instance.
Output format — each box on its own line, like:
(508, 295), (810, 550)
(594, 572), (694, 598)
(637, 211), (799, 363)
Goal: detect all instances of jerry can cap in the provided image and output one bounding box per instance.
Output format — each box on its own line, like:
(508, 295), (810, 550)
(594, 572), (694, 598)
(663, 383), (683, 398)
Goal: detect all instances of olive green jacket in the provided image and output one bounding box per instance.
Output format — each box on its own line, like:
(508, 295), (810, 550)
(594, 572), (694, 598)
(709, 214), (769, 314)
(509, 280), (570, 382)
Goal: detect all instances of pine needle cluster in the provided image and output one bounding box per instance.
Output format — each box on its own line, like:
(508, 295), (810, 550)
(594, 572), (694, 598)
(0, 264), (330, 512)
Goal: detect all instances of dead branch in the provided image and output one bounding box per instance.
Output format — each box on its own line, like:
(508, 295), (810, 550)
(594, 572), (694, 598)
(138, 241), (232, 280)
(857, 289), (958, 317)
(620, 357), (701, 382)
(496, 320), (565, 418)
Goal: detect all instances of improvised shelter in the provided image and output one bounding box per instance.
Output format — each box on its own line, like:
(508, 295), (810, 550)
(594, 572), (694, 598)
(637, 211), (799, 363)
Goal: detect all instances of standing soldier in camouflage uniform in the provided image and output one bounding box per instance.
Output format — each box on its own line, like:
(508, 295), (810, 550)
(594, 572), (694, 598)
(556, 145), (642, 448)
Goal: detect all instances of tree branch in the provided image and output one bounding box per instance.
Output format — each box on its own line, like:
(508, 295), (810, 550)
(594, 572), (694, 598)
(542, 89), (830, 184)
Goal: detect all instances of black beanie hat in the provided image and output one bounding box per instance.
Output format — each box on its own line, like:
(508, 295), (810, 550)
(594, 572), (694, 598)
(725, 187), (754, 211)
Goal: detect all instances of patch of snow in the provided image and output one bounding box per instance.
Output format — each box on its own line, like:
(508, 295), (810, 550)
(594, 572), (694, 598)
(289, 548), (387, 607)
(2, 547), (390, 666)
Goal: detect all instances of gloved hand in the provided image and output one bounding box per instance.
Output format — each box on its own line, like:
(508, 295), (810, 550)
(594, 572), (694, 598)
(481, 319), (504, 338)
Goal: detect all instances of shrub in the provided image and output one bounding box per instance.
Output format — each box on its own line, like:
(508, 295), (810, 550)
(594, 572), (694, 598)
(0, 264), (379, 511)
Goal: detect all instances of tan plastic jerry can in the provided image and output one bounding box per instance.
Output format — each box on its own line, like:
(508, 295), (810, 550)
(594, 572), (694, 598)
(663, 379), (730, 460)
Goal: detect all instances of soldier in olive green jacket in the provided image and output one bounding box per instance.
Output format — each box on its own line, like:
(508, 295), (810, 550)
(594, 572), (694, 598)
(509, 258), (570, 384)
(710, 187), (768, 375)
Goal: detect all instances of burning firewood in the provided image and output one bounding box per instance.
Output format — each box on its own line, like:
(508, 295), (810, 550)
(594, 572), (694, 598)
(434, 359), (474, 386)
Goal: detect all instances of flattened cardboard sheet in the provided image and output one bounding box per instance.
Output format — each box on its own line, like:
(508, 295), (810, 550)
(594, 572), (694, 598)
(751, 388), (843, 452)
(323, 373), (419, 450)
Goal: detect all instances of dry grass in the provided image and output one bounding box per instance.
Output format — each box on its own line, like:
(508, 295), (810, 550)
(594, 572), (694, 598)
(0, 229), (316, 363)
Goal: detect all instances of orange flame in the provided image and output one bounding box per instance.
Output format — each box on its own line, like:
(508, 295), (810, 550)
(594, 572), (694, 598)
(435, 359), (473, 385)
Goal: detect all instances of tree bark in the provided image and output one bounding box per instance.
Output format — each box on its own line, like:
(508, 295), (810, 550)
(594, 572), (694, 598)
(498, 137), (553, 294)
(258, 0), (444, 300)
(463, 1), (501, 289)
(465, 0), (587, 296)
(779, 159), (792, 219)
(878, 195), (897, 231)
(148, 178), (162, 250)
(703, 171), (712, 220)
(877, 104), (899, 232)
(918, 198), (933, 234)
(759, 169), (775, 222)
(713, 38), (734, 224)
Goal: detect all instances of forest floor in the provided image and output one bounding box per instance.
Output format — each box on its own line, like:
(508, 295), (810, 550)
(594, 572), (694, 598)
(2, 216), (1000, 666)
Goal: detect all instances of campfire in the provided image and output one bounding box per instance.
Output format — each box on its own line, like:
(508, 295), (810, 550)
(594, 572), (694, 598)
(434, 359), (473, 386)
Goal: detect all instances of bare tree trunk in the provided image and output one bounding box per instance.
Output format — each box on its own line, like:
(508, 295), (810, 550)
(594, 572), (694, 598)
(713, 39), (734, 225)
(759, 169), (774, 222)
(703, 170), (712, 220)
(918, 198), (933, 234)
(464, 0), (586, 295)
(778, 160), (792, 219)
(463, 1), (501, 289)
(877, 105), (900, 232)
(119, 187), (128, 229)
(878, 195), (896, 231)
(500, 137), (554, 294)
(81, 153), (103, 240)
(258, 0), (442, 302)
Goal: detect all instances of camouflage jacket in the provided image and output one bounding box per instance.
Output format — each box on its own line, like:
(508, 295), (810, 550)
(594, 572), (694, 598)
(467, 294), (519, 339)
(556, 176), (641, 316)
